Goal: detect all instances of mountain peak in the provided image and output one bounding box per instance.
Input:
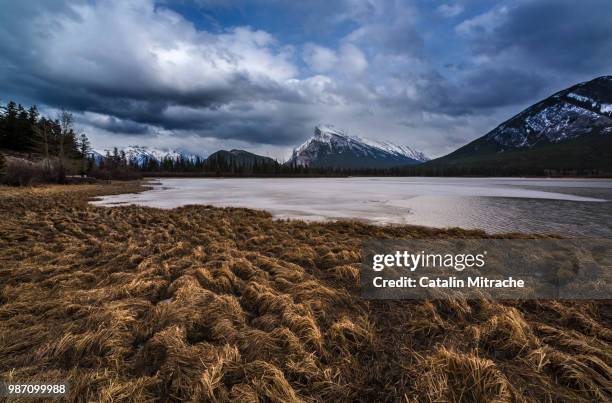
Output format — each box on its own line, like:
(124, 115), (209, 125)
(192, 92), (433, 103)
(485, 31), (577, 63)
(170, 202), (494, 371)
(314, 124), (346, 139)
(288, 126), (428, 169)
(422, 75), (612, 175)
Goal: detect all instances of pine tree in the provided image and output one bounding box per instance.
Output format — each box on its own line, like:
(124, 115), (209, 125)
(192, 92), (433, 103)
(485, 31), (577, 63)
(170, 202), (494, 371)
(16, 104), (31, 151)
(77, 133), (91, 176)
(25, 105), (39, 153)
(2, 101), (18, 149)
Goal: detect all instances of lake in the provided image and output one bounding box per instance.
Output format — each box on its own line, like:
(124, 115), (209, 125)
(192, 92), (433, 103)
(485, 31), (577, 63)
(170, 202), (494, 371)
(92, 177), (612, 237)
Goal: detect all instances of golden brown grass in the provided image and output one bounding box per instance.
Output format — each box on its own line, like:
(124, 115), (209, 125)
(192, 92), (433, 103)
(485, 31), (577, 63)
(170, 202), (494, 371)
(0, 182), (610, 402)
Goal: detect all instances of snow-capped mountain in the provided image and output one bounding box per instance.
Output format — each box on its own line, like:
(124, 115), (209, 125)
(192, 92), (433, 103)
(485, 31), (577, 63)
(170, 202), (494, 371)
(94, 146), (201, 166)
(422, 75), (612, 174)
(287, 125), (429, 169)
(485, 75), (612, 149)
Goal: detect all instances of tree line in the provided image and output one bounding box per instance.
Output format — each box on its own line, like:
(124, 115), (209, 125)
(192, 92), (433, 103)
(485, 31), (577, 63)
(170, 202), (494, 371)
(0, 100), (91, 159)
(0, 99), (94, 183)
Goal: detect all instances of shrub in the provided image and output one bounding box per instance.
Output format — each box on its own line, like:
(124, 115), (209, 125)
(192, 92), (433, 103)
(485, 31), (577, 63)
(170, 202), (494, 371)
(88, 167), (142, 181)
(0, 157), (63, 186)
(1, 157), (44, 186)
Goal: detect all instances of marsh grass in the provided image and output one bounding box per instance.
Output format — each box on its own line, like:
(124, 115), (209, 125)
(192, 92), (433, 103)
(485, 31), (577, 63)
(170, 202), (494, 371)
(0, 182), (610, 402)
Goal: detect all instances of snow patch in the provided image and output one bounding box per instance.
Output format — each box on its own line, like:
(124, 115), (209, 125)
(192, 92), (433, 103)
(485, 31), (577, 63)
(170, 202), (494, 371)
(567, 92), (594, 104)
(491, 101), (611, 148)
(601, 104), (612, 114)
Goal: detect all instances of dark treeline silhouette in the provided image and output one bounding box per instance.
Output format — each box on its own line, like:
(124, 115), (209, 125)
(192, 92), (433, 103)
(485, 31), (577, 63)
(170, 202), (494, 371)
(351, 164), (610, 178)
(0, 100), (86, 158)
(135, 157), (609, 178)
(0, 99), (94, 184)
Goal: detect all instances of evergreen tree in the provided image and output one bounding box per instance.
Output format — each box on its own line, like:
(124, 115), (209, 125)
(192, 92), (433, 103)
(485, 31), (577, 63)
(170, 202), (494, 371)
(25, 105), (39, 152)
(2, 101), (18, 149)
(77, 133), (91, 176)
(15, 104), (32, 151)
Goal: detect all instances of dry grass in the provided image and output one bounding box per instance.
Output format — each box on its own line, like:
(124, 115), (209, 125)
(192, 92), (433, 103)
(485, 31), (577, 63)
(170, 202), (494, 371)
(0, 182), (610, 402)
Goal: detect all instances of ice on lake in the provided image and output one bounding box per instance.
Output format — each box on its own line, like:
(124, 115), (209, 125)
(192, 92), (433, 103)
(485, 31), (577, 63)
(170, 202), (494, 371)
(92, 177), (612, 237)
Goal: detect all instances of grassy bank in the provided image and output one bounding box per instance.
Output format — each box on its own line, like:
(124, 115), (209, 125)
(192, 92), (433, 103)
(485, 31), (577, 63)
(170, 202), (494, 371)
(0, 182), (610, 402)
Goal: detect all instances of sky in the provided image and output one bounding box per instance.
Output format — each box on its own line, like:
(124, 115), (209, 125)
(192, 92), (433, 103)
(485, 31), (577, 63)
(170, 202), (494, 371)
(0, 0), (611, 159)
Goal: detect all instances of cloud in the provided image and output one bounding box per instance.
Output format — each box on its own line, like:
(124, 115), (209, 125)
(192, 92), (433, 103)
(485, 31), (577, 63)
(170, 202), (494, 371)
(338, 44), (369, 76)
(436, 4), (464, 18)
(0, 0), (610, 158)
(345, 17), (424, 59)
(457, 0), (612, 75)
(81, 112), (154, 135)
(302, 43), (367, 76)
(0, 0), (313, 145)
(456, 5), (508, 36)
(303, 44), (338, 72)
(450, 68), (546, 112)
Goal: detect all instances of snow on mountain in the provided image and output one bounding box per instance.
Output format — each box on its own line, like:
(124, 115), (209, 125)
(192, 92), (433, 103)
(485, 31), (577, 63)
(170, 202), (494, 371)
(288, 125), (429, 169)
(358, 137), (429, 162)
(485, 75), (612, 150)
(94, 146), (201, 166)
(88, 150), (105, 165)
(423, 75), (612, 174)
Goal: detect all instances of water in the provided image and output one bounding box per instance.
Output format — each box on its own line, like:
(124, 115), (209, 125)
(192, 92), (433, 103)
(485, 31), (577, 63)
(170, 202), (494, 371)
(92, 177), (612, 237)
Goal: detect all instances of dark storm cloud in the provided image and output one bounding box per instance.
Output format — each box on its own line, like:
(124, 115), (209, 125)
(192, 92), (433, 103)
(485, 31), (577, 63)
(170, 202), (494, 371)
(81, 115), (154, 135)
(445, 68), (547, 114)
(466, 0), (612, 74)
(375, 67), (545, 118)
(15, 74), (302, 134)
(418, 0), (612, 118)
(0, 0), (317, 146)
(0, 0), (610, 155)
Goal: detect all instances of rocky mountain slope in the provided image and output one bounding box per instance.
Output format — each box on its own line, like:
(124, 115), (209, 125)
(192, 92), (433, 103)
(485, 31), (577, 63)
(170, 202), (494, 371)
(422, 76), (612, 174)
(287, 125), (428, 169)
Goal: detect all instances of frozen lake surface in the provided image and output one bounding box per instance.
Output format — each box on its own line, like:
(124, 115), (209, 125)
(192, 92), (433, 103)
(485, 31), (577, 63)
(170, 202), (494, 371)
(92, 177), (612, 237)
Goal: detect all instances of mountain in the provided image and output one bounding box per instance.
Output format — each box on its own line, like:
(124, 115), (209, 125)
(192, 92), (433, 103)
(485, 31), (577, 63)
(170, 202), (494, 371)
(287, 125), (429, 169)
(88, 150), (105, 165)
(205, 149), (277, 168)
(421, 76), (612, 174)
(94, 146), (201, 166)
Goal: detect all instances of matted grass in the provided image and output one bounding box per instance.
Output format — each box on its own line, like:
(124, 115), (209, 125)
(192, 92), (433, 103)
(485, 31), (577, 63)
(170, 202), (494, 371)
(0, 182), (610, 402)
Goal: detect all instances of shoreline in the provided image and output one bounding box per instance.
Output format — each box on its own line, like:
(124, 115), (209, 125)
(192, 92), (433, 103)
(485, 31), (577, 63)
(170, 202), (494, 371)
(90, 177), (611, 238)
(0, 182), (609, 401)
(142, 172), (612, 179)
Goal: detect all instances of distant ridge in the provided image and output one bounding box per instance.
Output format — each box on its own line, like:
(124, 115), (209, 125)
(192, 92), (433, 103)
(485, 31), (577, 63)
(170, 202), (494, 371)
(94, 146), (201, 167)
(205, 149), (277, 168)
